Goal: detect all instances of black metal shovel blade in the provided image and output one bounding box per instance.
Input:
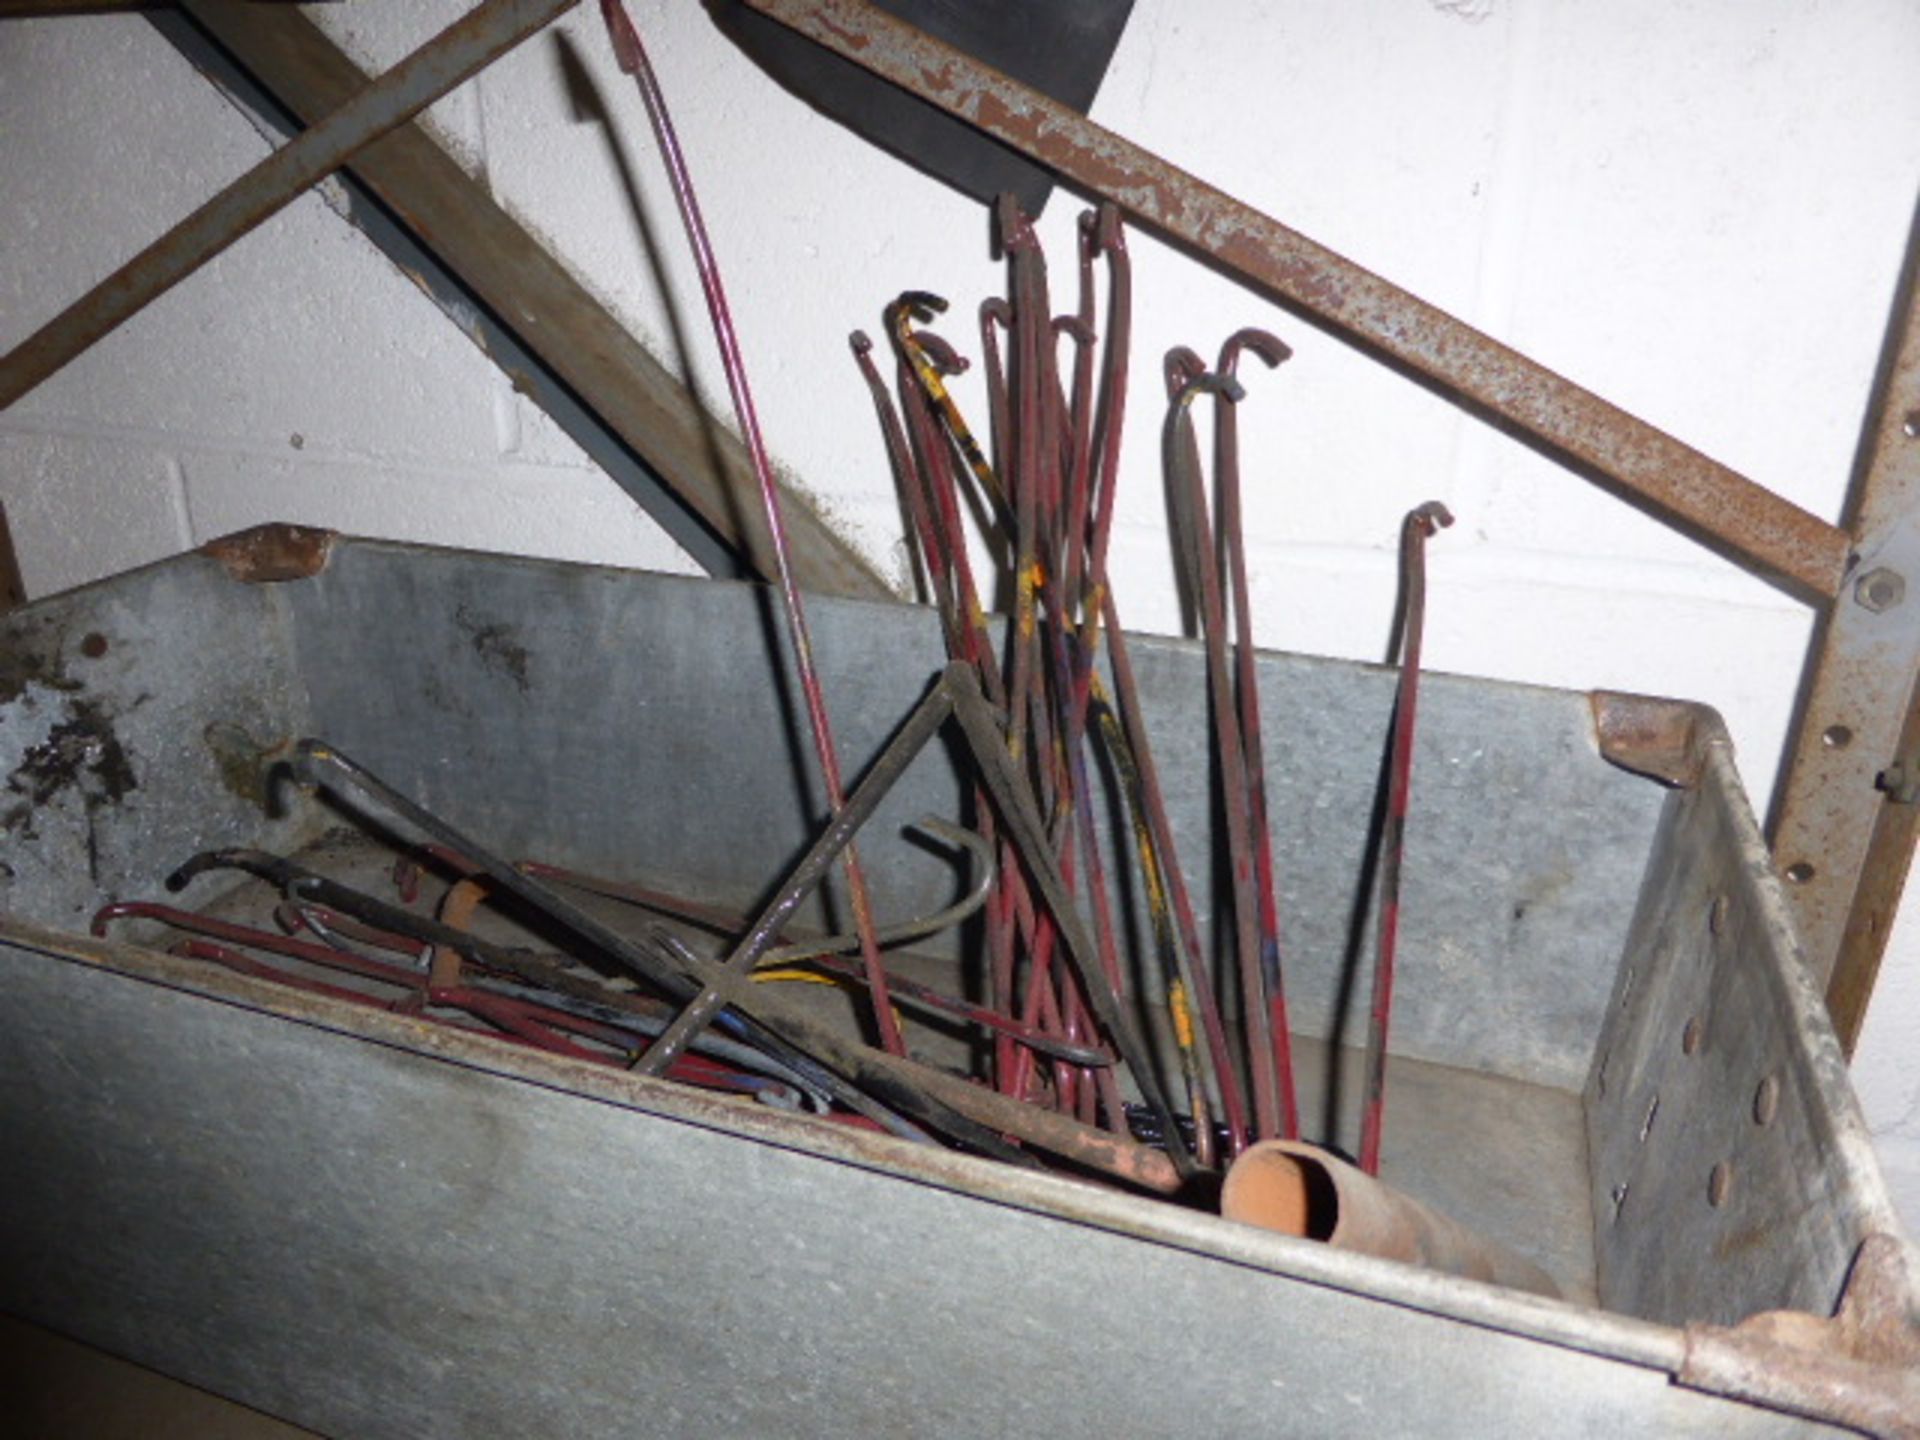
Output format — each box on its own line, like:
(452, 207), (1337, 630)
(711, 0), (1135, 217)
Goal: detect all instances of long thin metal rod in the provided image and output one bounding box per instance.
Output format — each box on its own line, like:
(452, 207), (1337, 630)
(1358, 502), (1453, 1176)
(1098, 597), (1250, 1151)
(887, 281), (1205, 1138)
(107, 905), (811, 1105)
(943, 662), (1196, 1177)
(879, 323), (1036, 1094)
(0, 0), (579, 409)
(599, 0), (905, 1056)
(1165, 367), (1285, 1142)
(1217, 328), (1301, 1141)
(741, 0), (1849, 600)
(632, 677), (955, 1076)
(168, 823), (1203, 1188)
(508, 860), (1106, 1063)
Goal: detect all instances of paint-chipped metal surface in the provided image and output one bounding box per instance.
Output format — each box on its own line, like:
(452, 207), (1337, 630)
(1590, 690), (1720, 790)
(741, 0), (1850, 600)
(1682, 1235), (1920, 1440)
(0, 554), (319, 929)
(199, 522), (337, 583)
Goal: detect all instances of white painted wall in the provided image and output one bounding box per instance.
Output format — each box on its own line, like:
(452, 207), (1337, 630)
(3, 2), (1918, 1225)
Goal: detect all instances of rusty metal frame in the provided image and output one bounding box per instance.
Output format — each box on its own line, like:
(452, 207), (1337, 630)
(1771, 203), (1920, 1047)
(743, 0), (1848, 600)
(0, 0), (581, 410)
(145, 3), (744, 582)
(0, 0), (889, 598)
(740, 0), (1920, 1046)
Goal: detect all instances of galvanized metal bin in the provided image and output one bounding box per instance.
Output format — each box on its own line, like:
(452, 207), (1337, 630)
(1, 528), (1913, 1437)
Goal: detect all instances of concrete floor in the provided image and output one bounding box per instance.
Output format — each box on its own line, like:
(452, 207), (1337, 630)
(1, 1313), (322, 1440)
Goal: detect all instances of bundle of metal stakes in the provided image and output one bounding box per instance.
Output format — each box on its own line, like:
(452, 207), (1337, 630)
(91, 2), (1452, 1209)
(850, 197), (1453, 1183)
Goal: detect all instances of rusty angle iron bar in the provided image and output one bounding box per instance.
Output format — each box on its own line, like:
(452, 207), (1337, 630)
(740, 0), (1850, 600)
(0, 0), (580, 411)
(1771, 197), (1920, 1032)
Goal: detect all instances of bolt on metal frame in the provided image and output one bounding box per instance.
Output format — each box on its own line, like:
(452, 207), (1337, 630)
(1770, 208), (1920, 1048)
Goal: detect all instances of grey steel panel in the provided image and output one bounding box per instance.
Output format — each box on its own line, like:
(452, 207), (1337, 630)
(0, 536), (1906, 1435)
(1587, 743), (1909, 1327)
(279, 538), (1662, 1090)
(0, 937), (1834, 1439)
(0, 556), (318, 927)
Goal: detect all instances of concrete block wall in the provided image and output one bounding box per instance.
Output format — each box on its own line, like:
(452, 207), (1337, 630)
(0, 13), (703, 592)
(3, 2), (1918, 1226)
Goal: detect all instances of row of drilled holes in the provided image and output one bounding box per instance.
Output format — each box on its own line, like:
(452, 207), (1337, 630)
(1778, 409), (1920, 886)
(1612, 891), (1779, 1223)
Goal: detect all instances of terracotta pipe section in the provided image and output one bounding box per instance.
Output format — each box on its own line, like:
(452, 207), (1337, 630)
(1221, 1140), (1560, 1299)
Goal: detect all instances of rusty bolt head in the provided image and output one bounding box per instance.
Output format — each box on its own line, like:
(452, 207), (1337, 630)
(1854, 567), (1905, 613)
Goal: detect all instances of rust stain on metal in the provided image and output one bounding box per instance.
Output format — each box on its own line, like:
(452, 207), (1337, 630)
(745, 0), (1850, 598)
(1772, 246), (1920, 1000)
(200, 523), (337, 583)
(1824, 662), (1920, 1049)
(201, 721), (290, 811)
(813, 7), (870, 52)
(3, 698), (137, 840)
(1590, 691), (1720, 789)
(1681, 1234), (1920, 1439)
(454, 603), (533, 694)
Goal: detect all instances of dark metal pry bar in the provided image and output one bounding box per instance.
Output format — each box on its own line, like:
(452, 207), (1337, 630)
(271, 738), (1188, 1187)
(599, 0), (907, 1057)
(631, 662), (1194, 1175)
(942, 663), (1196, 1176)
(631, 672), (959, 1075)
(1358, 501), (1453, 1176)
(273, 743), (1014, 1155)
